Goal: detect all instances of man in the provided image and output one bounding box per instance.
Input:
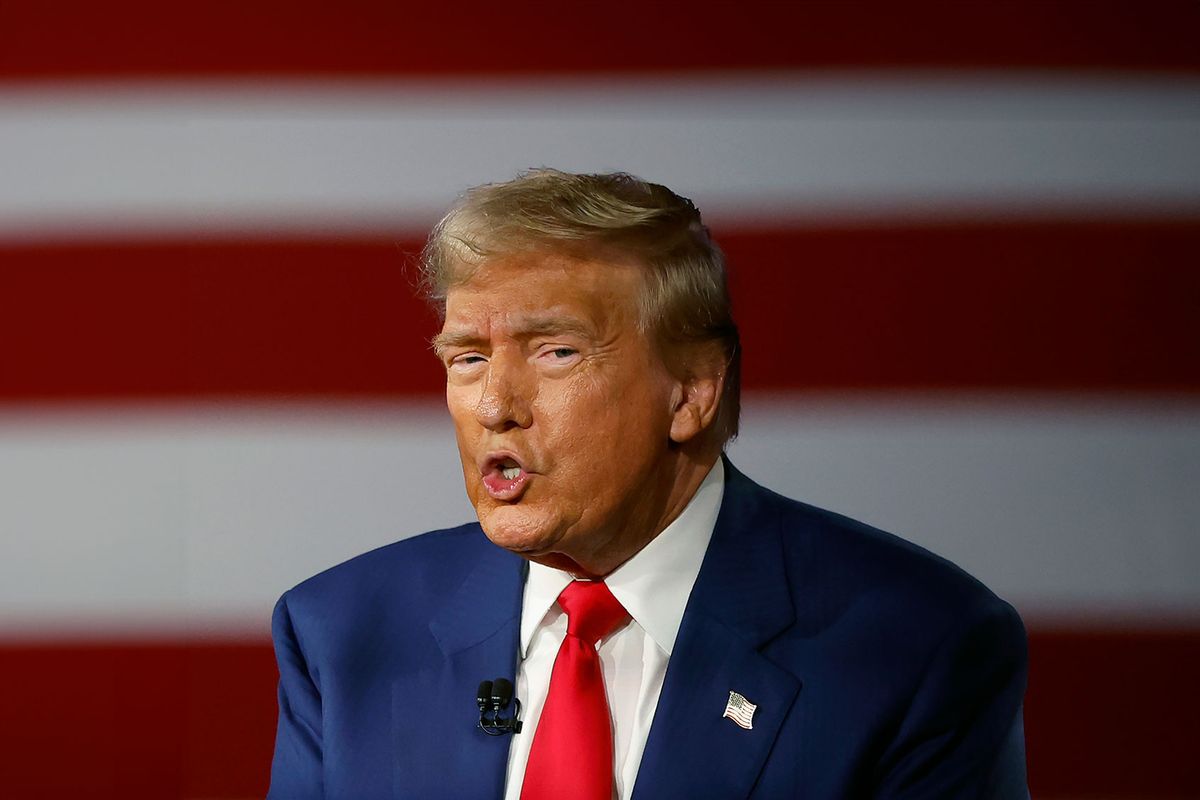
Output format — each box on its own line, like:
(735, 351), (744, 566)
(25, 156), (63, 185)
(268, 169), (1029, 799)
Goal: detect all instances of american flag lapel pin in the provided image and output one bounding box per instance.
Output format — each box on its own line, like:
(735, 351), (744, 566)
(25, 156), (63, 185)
(723, 690), (757, 730)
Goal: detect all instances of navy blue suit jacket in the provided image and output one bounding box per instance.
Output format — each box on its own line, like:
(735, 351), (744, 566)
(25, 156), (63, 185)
(268, 462), (1028, 798)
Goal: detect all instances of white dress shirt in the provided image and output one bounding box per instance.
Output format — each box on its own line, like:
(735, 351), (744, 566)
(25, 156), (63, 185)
(502, 459), (725, 800)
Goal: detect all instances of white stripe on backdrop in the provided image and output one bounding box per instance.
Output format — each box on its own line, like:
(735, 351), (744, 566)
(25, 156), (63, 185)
(2, 396), (1198, 636)
(2, 74), (1200, 242)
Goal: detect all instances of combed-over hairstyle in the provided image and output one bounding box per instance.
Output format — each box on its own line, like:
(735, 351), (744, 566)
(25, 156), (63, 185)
(419, 168), (741, 445)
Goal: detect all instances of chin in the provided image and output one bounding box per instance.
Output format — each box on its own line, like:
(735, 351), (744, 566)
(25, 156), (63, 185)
(476, 504), (562, 557)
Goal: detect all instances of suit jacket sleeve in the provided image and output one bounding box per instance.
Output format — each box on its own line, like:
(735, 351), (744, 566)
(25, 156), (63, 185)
(267, 591), (325, 799)
(874, 596), (1030, 799)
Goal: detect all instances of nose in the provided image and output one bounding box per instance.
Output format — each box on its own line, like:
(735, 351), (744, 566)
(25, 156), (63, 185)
(474, 351), (533, 431)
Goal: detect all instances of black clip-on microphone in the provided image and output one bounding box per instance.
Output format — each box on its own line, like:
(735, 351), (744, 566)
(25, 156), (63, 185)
(477, 678), (523, 736)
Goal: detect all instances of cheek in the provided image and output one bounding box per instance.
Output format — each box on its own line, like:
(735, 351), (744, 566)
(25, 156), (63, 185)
(446, 384), (475, 422)
(545, 388), (666, 472)
(448, 388), (483, 443)
(537, 377), (616, 450)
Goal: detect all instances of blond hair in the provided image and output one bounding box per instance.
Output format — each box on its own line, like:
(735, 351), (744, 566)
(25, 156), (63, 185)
(419, 168), (740, 444)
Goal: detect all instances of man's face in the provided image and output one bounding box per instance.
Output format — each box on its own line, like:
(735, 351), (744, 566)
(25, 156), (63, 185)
(436, 251), (682, 576)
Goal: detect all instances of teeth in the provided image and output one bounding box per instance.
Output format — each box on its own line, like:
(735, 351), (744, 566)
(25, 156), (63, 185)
(501, 466), (521, 480)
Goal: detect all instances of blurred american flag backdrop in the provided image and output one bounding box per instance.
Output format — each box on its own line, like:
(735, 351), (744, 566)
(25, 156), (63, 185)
(2, 1), (1199, 796)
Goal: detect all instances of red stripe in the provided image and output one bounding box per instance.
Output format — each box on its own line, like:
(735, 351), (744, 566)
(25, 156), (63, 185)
(727, 221), (1200, 394)
(2, 238), (446, 401)
(2, 1), (1199, 81)
(0, 641), (277, 797)
(1024, 627), (1200, 796)
(0, 628), (1195, 797)
(5, 221), (1199, 402)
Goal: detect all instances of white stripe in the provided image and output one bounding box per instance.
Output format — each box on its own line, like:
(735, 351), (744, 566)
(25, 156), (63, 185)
(2, 74), (1199, 242)
(1, 396), (1197, 635)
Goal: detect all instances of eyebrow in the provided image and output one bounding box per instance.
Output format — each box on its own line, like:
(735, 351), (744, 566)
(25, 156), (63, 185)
(430, 329), (483, 358)
(516, 314), (597, 341)
(431, 314), (598, 358)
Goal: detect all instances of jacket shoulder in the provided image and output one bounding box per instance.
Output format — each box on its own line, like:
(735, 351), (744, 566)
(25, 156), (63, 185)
(276, 522), (492, 643)
(737, 469), (1022, 640)
(290, 521), (485, 596)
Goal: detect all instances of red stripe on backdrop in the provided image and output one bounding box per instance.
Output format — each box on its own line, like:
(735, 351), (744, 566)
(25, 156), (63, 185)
(1, 238), (446, 402)
(4, 221), (1200, 402)
(0, 641), (277, 797)
(726, 221), (1200, 394)
(0, 628), (1196, 797)
(1024, 627), (1200, 797)
(1, 1), (1199, 81)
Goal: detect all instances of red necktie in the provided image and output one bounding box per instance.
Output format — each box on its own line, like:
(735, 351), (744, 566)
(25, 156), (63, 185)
(520, 580), (630, 800)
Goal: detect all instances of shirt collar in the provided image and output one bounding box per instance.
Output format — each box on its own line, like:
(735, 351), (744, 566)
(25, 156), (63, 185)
(519, 459), (725, 658)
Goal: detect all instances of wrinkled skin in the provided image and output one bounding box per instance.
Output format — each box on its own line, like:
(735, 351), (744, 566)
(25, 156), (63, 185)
(434, 251), (722, 578)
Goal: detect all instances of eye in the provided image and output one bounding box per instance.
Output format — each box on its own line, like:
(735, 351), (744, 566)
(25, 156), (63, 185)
(537, 345), (579, 360)
(448, 352), (487, 370)
(531, 340), (583, 368)
(533, 344), (581, 367)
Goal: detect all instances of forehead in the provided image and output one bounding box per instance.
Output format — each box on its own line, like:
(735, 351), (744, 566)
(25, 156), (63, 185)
(442, 251), (645, 331)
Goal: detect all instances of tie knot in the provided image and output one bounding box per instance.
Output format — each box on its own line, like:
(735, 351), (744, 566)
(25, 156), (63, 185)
(557, 581), (629, 645)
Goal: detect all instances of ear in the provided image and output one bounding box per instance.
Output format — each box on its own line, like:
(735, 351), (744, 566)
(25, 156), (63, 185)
(668, 345), (726, 445)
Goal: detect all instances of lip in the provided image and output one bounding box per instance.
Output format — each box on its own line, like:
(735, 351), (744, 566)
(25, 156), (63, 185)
(479, 451), (533, 502)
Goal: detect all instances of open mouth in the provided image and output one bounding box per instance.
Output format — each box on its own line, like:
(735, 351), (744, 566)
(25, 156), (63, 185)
(480, 454), (531, 501)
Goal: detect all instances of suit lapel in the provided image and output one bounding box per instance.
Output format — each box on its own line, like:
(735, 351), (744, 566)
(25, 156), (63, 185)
(392, 537), (526, 800)
(633, 462), (802, 800)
